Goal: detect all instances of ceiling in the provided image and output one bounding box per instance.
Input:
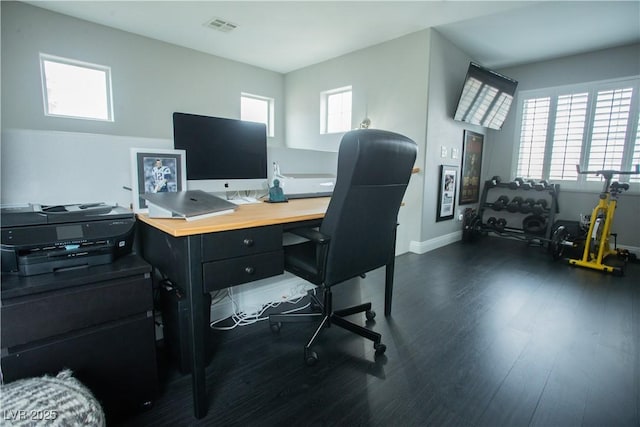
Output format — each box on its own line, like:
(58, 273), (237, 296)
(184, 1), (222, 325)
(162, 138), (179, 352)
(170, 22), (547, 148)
(24, 1), (640, 74)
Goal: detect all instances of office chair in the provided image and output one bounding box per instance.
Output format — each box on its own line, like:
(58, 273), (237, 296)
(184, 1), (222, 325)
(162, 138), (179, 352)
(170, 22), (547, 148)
(269, 129), (417, 365)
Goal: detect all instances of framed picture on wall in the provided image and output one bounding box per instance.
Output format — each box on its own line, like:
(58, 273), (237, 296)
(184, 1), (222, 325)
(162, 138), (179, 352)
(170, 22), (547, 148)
(130, 148), (186, 213)
(459, 130), (484, 205)
(436, 164), (458, 222)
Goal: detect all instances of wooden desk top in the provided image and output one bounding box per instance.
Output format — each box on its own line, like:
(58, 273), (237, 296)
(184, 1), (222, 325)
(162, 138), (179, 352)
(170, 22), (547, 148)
(136, 197), (330, 237)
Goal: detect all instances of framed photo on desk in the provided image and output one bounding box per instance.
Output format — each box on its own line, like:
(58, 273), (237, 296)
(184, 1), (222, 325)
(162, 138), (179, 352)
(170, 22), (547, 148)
(130, 148), (186, 213)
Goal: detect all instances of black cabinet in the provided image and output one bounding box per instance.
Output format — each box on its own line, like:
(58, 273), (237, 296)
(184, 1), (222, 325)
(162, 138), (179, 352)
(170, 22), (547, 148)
(1, 254), (158, 419)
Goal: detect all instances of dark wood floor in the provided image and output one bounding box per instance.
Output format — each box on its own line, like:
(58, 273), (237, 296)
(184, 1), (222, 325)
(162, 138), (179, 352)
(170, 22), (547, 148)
(116, 237), (639, 426)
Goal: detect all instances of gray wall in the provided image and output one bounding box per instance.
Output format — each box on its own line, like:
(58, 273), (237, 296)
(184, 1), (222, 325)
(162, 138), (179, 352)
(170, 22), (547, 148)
(485, 43), (640, 247)
(419, 30), (484, 245)
(283, 30), (431, 253)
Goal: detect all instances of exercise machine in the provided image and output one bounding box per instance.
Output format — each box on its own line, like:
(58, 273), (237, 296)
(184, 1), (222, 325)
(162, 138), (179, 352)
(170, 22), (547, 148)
(553, 165), (639, 275)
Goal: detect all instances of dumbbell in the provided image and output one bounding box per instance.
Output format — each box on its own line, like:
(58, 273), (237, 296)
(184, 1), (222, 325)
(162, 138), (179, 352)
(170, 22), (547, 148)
(492, 195), (509, 211)
(488, 176), (502, 188)
(509, 177), (525, 190)
(534, 180), (550, 191)
(496, 218), (507, 231)
(521, 180), (533, 190)
(487, 217), (497, 229)
(532, 199), (548, 215)
(507, 196), (523, 213)
(520, 198), (536, 214)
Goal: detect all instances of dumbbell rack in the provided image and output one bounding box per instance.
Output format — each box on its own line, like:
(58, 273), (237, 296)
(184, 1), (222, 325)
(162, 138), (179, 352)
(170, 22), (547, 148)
(472, 178), (560, 245)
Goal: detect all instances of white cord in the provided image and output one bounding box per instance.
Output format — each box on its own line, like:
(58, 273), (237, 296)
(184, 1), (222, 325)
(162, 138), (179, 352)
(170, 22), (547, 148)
(209, 287), (312, 330)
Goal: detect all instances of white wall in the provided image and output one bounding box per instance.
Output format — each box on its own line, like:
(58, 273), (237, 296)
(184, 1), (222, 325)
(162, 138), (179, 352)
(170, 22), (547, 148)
(284, 30), (431, 254)
(485, 43), (640, 247)
(1, 2), (288, 205)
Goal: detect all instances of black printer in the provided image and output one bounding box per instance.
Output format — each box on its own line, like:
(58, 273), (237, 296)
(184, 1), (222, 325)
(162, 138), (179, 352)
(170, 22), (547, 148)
(1, 203), (136, 276)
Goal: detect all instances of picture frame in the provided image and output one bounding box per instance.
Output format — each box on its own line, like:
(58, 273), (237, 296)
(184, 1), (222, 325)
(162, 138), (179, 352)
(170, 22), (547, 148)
(130, 148), (187, 213)
(436, 164), (458, 222)
(459, 130), (484, 205)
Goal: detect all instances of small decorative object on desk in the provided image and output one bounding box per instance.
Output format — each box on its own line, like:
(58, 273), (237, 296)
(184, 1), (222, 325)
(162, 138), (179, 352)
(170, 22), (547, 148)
(267, 179), (288, 203)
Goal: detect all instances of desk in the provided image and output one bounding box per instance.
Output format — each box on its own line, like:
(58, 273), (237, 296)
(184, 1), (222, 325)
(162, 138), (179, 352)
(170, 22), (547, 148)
(137, 197), (396, 419)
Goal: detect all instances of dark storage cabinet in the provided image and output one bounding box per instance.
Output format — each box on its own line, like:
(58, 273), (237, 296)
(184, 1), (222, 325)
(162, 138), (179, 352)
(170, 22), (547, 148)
(1, 254), (158, 419)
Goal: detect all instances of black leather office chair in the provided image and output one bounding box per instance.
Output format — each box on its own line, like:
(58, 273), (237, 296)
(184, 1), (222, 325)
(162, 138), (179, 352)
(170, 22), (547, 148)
(269, 129), (417, 365)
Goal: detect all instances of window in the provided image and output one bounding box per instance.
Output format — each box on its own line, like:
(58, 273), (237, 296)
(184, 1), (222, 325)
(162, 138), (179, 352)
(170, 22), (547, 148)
(40, 53), (113, 121)
(515, 77), (640, 185)
(240, 93), (275, 137)
(320, 86), (352, 134)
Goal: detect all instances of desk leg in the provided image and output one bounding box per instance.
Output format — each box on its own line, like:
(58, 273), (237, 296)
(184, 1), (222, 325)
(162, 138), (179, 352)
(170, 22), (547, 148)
(186, 236), (208, 419)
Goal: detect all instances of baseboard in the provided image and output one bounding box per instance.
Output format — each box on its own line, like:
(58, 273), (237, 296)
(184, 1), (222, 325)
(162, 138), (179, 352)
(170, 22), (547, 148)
(409, 231), (462, 255)
(616, 244), (640, 254)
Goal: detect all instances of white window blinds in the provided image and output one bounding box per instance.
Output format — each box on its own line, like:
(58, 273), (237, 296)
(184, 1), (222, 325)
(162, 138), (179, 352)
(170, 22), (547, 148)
(516, 97), (550, 180)
(586, 87), (633, 180)
(549, 93), (588, 181)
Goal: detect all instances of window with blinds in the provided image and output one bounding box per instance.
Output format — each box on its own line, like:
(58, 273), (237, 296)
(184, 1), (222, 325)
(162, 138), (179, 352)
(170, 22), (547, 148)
(515, 77), (639, 185)
(586, 87), (632, 180)
(516, 97), (550, 179)
(631, 112), (640, 183)
(549, 93), (588, 181)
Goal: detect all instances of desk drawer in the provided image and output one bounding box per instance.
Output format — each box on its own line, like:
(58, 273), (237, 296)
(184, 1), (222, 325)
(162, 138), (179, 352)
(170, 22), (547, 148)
(202, 225), (282, 262)
(203, 250), (283, 291)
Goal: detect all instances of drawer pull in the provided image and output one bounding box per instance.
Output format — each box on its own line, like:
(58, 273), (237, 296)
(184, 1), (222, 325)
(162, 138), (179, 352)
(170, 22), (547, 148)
(243, 238), (254, 247)
(245, 266), (255, 275)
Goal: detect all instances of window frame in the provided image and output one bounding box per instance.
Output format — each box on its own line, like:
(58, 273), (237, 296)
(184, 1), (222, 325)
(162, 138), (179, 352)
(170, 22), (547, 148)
(512, 76), (640, 191)
(39, 53), (114, 122)
(320, 86), (352, 134)
(240, 92), (275, 137)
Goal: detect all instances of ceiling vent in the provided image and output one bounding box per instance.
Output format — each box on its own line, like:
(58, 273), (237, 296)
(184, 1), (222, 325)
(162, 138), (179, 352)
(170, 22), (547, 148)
(205, 17), (238, 33)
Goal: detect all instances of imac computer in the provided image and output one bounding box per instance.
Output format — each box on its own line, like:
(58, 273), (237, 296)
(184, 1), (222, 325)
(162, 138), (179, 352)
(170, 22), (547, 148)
(173, 112), (268, 194)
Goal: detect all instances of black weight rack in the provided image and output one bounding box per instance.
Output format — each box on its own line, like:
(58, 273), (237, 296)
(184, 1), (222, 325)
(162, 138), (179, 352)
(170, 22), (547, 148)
(463, 177), (560, 246)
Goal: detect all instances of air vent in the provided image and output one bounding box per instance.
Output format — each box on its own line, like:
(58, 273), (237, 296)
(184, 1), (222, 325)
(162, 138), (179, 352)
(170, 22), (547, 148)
(205, 17), (238, 33)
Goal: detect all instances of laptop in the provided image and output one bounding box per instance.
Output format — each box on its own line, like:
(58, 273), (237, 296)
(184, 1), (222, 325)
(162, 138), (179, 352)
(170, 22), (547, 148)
(142, 190), (237, 221)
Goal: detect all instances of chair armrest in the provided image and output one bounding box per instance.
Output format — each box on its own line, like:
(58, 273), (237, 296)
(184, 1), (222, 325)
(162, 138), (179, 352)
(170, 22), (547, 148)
(289, 227), (331, 245)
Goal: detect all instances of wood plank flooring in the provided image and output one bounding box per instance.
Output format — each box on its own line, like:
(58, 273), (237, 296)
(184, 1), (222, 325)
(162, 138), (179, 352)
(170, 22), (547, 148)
(115, 237), (639, 426)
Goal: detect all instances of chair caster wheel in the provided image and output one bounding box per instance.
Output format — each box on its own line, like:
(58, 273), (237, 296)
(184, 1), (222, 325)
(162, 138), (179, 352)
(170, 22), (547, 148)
(365, 310), (376, 321)
(374, 343), (386, 355)
(270, 322), (282, 333)
(305, 350), (319, 366)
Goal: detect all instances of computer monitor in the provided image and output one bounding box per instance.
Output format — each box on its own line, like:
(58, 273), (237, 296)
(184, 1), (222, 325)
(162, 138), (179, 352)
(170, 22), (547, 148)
(173, 112), (268, 193)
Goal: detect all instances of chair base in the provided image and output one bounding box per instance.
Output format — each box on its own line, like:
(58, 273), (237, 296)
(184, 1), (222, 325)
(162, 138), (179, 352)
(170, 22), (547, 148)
(269, 289), (386, 366)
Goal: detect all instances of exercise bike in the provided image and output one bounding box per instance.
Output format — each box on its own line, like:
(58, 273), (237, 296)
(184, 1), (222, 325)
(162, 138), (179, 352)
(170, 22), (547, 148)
(551, 164), (639, 275)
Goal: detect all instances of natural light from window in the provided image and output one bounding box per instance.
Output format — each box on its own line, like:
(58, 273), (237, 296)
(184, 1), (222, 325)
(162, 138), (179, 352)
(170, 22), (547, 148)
(40, 54), (113, 121)
(241, 93), (274, 137)
(321, 86), (352, 134)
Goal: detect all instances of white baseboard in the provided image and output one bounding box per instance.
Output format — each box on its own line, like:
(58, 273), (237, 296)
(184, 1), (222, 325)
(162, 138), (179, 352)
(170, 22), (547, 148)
(409, 231), (462, 254)
(616, 244), (640, 254)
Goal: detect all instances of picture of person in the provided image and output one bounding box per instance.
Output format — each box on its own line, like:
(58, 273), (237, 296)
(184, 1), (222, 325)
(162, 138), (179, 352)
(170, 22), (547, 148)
(444, 173), (455, 191)
(151, 159), (171, 192)
(143, 156), (178, 194)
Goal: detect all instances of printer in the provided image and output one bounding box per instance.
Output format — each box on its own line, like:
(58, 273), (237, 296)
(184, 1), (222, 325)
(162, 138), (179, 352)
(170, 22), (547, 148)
(1, 203), (136, 276)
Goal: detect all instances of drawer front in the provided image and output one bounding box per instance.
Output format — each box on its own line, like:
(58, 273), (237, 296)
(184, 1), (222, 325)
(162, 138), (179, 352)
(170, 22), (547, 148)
(1, 274), (152, 349)
(203, 250), (283, 291)
(202, 225), (282, 261)
(1, 314), (158, 416)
